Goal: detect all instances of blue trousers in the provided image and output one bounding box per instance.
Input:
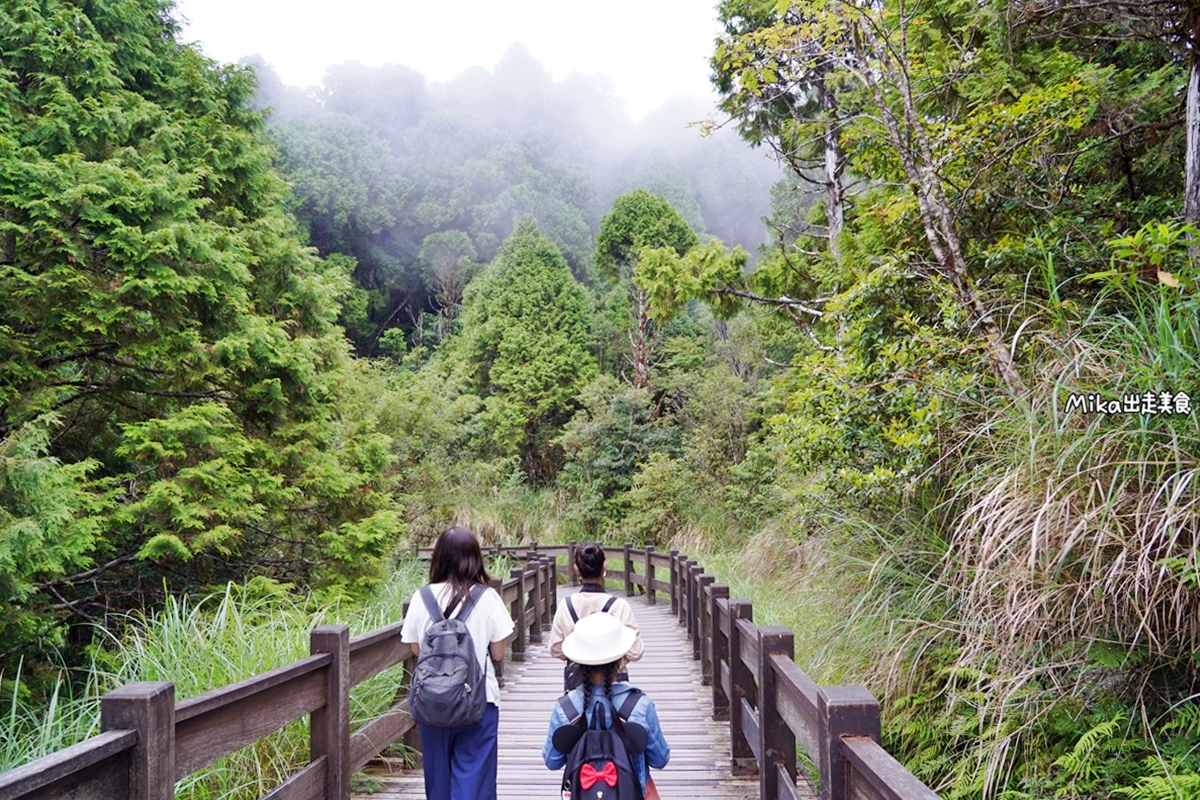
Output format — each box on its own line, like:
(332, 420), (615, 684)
(418, 703), (500, 800)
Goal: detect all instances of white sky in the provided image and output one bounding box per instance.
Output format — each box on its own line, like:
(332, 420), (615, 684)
(173, 0), (725, 121)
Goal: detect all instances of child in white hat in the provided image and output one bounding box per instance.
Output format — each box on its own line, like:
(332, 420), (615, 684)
(542, 611), (669, 798)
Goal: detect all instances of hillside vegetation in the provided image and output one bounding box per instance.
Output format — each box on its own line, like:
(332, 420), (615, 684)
(1, 1), (1198, 798)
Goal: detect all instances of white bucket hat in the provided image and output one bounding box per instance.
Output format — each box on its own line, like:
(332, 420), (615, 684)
(561, 610), (637, 666)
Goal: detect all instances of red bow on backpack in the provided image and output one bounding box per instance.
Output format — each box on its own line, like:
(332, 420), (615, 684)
(579, 762), (618, 790)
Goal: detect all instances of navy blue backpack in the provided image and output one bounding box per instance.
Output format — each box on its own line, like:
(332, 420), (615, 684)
(554, 690), (648, 800)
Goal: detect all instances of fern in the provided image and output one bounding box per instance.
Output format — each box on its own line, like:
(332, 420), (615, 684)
(1113, 774), (1200, 800)
(1053, 714), (1126, 797)
(1165, 703), (1200, 739)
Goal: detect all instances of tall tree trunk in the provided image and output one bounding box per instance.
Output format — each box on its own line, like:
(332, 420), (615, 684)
(629, 285), (654, 389)
(819, 77), (846, 261)
(850, 10), (1028, 398)
(1185, 53), (1200, 225)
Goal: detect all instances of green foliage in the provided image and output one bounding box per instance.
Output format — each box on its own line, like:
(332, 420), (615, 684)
(556, 376), (678, 533)
(595, 189), (698, 282)
(418, 229), (478, 332)
(273, 114), (412, 249)
(1051, 715), (1127, 796)
(622, 451), (694, 545)
(0, 417), (108, 664)
(0, 0), (406, 673)
(450, 219), (597, 481)
(636, 239), (749, 322)
(1115, 775), (1200, 800)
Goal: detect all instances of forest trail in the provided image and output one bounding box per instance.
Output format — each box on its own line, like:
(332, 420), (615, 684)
(356, 587), (777, 800)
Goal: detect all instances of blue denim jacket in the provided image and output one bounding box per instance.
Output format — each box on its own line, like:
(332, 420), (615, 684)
(542, 681), (670, 791)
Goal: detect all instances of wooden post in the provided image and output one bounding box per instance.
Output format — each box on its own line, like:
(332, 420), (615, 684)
(399, 601), (421, 765)
(528, 558), (543, 643)
(548, 554), (559, 613)
(401, 651), (422, 765)
(675, 554), (685, 625)
(510, 566), (527, 661)
(490, 577), (506, 688)
(689, 563), (702, 658)
(758, 627), (798, 800)
(818, 686), (882, 800)
(709, 583), (730, 720)
(644, 546), (655, 605)
(681, 559), (697, 628)
(100, 682), (174, 800)
(568, 540), (578, 586)
(698, 574), (714, 681)
(669, 550), (679, 615)
(727, 600), (757, 775)
(624, 543), (634, 597)
(310, 624), (350, 800)
(541, 556), (553, 630)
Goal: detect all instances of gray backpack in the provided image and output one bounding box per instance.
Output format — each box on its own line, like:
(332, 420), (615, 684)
(410, 584), (487, 728)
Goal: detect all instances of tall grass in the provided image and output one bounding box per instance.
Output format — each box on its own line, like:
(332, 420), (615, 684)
(898, 279), (1200, 796)
(0, 560), (428, 799)
(405, 455), (580, 544)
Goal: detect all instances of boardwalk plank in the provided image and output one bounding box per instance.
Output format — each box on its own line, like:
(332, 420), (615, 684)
(354, 588), (808, 800)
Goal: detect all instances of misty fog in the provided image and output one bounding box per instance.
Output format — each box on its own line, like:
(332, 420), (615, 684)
(242, 46), (783, 353)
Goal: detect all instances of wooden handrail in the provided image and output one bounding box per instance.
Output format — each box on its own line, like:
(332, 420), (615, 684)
(0, 554), (558, 800)
(0, 543), (940, 799)
(657, 546), (940, 800)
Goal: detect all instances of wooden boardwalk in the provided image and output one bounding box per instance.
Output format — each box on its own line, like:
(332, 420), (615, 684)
(357, 587), (764, 799)
(0, 544), (936, 800)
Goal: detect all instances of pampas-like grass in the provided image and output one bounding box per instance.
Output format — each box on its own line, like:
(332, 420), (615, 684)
(910, 290), (1200, 796)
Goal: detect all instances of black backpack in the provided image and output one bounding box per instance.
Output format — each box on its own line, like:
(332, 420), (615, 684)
(563, 595), (618, 691)
(554, 689), (648, 800)
(410, 584), (487, 728)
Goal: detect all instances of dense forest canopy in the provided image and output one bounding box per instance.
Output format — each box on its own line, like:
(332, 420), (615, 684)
(0, 0), (404, 671)
(246, 47), (783, 355)
(2, 1), (1200, 799)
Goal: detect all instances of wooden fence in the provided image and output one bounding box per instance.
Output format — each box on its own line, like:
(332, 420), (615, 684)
(0, 541), (939, 800)
(427, 541), (942, 800)
(0, 555), (557, 800)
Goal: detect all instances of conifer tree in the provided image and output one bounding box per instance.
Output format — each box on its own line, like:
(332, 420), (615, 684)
(452, 219), (596, 481)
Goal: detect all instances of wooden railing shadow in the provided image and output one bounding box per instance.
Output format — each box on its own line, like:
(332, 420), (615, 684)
(0, 541), (940, 800)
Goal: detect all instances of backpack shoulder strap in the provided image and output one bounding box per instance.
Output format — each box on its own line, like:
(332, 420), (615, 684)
(616, 689), (644, 723)
(558, 693), (581, 723)
(601, 596), (617, 613)
(565, 595), (578, 623)
(419, 585), (445, 622)
(456, 584), (486, 622)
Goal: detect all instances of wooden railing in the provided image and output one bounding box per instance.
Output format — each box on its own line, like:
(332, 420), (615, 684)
(0, 555), (557, 800)
(0, 541), (939, 800)
(419, 541), (942, 800)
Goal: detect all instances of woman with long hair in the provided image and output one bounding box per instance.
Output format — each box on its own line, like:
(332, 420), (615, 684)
(401, 526), (515, 800)
(549, 542), (645, 689)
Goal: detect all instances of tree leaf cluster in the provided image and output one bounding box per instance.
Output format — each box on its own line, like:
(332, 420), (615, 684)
(0, 0), (410, 674)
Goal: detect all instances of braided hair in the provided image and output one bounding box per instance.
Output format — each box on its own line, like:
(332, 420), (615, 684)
(582, 661), (619, 727)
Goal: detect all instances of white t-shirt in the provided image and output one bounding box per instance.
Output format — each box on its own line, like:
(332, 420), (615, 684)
(400, 582), (515, 706)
